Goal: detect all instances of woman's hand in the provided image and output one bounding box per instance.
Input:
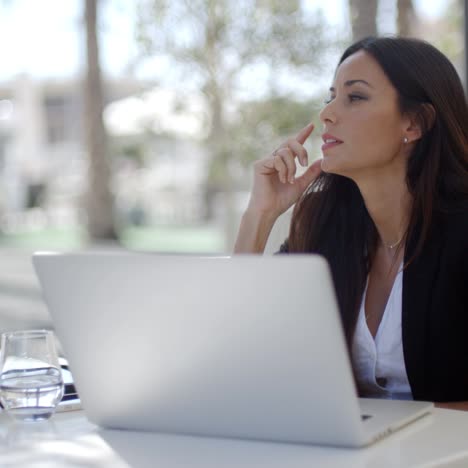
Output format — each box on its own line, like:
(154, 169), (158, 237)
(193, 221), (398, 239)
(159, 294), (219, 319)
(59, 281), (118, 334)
(247, 122), (322, 218)
(234, 122), (321, 253)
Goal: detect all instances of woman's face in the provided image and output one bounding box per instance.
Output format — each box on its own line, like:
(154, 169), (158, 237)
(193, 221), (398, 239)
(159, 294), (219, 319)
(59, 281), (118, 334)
(319, 50), (411, 179)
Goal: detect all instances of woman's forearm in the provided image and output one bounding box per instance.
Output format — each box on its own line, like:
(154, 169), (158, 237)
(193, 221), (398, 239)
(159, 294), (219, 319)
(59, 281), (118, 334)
(233, 209), (278, 254)
(434, 401), (468, 411)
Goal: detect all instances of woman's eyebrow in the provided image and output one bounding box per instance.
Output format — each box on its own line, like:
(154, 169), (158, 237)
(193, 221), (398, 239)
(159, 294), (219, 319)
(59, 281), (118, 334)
(329, 79), (373, 92)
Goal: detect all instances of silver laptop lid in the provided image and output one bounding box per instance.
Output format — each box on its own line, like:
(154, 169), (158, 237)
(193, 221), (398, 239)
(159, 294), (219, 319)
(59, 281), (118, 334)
(33, 252), (365, 446)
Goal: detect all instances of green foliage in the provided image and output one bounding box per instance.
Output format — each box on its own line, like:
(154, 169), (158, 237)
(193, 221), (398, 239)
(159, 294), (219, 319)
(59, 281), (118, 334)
(120, 142), (145, 163)
(136, 0), (338, 191)
(233, 96), (321, 165)
(136, 0), (333, 98)
(136, 0), (333, 105)
(108, 134), (148, 170)
(430, 0), (464, 62)
(205, 95), (323, 189)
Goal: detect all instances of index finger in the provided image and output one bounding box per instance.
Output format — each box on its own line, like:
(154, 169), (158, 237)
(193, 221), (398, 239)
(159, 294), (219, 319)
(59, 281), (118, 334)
(295, 122), (315, 145)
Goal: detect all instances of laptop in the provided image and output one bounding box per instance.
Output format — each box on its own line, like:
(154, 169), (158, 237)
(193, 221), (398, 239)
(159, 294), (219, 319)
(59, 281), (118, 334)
(32, 251), (432, 448)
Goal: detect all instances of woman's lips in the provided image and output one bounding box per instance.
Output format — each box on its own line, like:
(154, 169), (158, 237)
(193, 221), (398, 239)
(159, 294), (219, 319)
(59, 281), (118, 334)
(321, 133), (343, 152)
(321, 141), (343, 152)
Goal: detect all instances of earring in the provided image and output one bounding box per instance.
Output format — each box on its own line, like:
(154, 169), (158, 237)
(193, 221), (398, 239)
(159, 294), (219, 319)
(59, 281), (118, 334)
(403, 137), (409, 144)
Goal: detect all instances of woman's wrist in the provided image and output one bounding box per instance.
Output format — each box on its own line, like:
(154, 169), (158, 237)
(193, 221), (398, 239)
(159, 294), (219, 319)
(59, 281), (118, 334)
(233, 208), (279, 254)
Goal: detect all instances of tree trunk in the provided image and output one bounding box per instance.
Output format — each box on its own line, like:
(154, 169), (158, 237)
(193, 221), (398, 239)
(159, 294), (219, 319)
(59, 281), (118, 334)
(208, 89), (237, 251)
(349, 0), (378, 42)
(397, 0), (416, 36)
(203, 3), (237, 251)
(84, 0), (117, 241)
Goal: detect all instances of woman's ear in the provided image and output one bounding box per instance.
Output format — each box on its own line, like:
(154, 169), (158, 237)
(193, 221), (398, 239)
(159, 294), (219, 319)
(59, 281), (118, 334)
(404, 103), (436, 143)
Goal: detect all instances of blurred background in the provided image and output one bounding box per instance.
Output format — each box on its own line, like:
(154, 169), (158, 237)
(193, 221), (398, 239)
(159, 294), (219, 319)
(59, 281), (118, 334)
(0, 0), (466, 331)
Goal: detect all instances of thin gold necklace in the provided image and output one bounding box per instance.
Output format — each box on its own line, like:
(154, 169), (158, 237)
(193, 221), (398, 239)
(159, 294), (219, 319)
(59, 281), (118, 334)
(384, 233), (405, 250)
(366, 238), (405, 323)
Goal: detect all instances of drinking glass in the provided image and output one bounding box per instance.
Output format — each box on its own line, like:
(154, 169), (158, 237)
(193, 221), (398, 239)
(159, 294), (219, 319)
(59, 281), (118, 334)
(0, 330), (64, 422)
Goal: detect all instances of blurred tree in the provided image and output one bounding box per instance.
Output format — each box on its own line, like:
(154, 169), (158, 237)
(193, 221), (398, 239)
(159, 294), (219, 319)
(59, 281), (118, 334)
(227, 96), (323, 186)
(425, 0), (465, 74)
(349, 0), (377, 41)
(136, 0), (334, 249)
(0, 0), (116, 241)
(397, 0), (416, 36)
(84, 0), (117, 241)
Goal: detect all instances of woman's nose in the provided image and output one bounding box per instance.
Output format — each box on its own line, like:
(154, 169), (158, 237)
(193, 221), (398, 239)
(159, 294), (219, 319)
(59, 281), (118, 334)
(319, 101), (337, 125)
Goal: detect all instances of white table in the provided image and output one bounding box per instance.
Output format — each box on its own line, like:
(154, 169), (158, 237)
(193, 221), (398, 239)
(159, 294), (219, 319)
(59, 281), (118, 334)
(0, 408), (468, 467)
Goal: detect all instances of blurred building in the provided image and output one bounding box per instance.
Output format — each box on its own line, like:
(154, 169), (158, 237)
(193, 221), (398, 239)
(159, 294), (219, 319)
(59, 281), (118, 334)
(105, 87), (212, 226)
(0, 76), (214, 233)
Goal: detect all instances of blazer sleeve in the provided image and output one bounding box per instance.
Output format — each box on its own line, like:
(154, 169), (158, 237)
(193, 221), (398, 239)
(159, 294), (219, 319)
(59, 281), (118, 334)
(405, 209), (468, 402)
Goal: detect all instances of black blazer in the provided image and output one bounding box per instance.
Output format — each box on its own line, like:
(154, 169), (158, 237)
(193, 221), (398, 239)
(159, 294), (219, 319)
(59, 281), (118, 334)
(403, 209), (468, 402)
(278, 209), (468, 402)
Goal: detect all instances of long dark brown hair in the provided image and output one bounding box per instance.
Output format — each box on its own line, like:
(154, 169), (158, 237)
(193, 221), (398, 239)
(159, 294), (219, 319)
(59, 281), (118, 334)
(287, 37), (468, 345)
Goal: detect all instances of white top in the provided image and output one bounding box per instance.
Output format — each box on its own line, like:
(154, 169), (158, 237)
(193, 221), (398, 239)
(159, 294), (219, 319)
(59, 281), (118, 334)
(351, 263), (413, 400)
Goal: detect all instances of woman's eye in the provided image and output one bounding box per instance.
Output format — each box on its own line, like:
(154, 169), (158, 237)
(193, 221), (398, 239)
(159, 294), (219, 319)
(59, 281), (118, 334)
(324, 94), (365, 105)
(349, 94), (365, 102)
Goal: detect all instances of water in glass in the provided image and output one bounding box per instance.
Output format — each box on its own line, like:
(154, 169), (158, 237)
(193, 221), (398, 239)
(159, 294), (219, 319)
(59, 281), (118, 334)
(0, 330), (64, 422)
(0, 367), (64, 421)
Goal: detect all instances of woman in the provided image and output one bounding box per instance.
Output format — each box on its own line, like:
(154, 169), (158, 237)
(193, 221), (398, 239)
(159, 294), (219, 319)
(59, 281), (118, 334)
(234, 37), (468, 409)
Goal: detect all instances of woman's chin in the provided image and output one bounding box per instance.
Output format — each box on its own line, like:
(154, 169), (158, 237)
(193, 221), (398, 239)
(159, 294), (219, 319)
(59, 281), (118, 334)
(320, 156), (354, 178)
(320, 155), (340, 174)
